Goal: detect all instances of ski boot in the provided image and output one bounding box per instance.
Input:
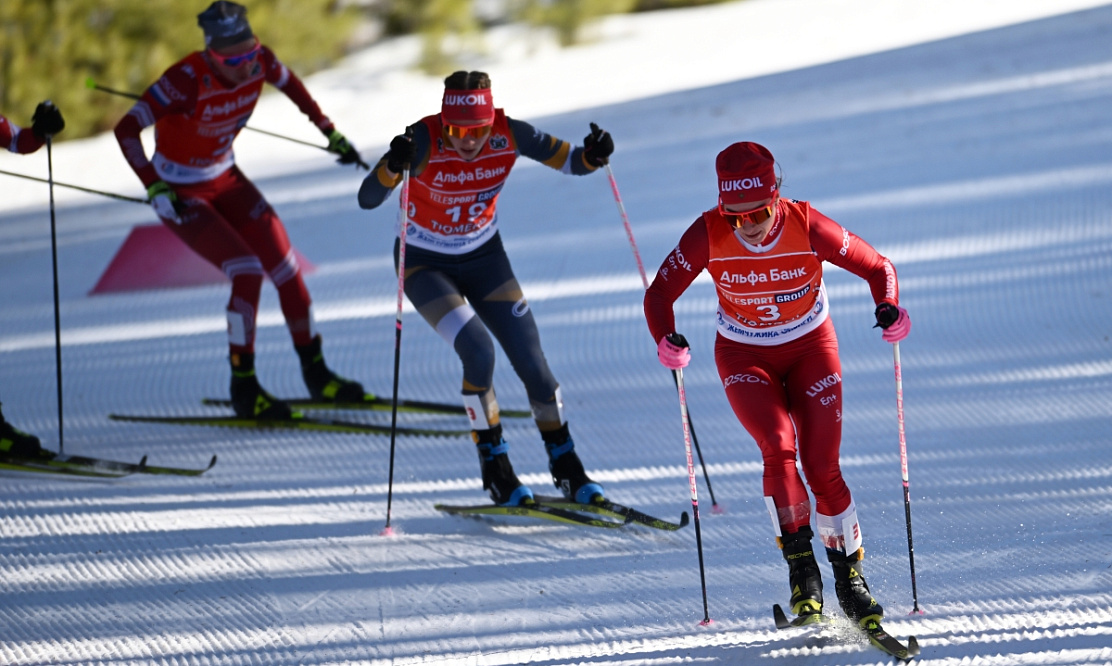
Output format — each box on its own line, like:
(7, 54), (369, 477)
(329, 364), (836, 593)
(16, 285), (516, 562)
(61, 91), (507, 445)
(0, 403), (43, 457)
(230, 353), (293, 420)
(544, 424), (604, 504)
(782, 527), (824, 620)
(474, 424), (533, 506)
(830, 547), (884, 627)
(296, 335), (366, 402)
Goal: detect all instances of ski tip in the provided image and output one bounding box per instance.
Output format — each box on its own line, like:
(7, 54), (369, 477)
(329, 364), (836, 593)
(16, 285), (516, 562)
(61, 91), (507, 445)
(907, 636), (920, 657)
(138, 454), (149, 468)
(679, 511), (690, 527)
(206, 454), (218, 470)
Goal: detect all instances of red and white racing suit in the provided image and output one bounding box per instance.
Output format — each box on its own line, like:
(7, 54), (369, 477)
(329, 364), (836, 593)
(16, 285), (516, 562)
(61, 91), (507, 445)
(114, 47), (336, 353)
(1, 114), (46, 155)
(644, 199), (899, 552)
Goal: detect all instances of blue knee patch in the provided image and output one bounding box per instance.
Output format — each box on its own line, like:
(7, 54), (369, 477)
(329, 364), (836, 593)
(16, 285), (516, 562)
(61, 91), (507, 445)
(545, 440), (574, 460)
(477, 439), (509, 459)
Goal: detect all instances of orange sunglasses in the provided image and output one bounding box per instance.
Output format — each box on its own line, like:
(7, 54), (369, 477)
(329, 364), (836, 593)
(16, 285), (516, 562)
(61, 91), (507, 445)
(444, 123), (493, 140)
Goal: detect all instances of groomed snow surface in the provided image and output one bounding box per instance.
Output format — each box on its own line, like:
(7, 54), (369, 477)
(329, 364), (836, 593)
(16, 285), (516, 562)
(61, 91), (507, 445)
(3, 1), (1112, 664)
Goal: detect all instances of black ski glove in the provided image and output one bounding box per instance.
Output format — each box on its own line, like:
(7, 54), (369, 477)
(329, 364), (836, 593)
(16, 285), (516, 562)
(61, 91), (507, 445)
(31, 101), (65, 139)
(583, 122), (613, 167)
(874, 302), (900, 329)
(325, 129), (367, 169)
(665, 332), (690, 349)
(386, 127), (416, 174)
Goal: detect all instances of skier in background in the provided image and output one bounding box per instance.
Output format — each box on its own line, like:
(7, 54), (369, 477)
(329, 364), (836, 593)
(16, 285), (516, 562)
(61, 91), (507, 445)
(114, 1), (368, 419)
(0, 102), (65, 459)
(644, 141), (911, 627)
(358, 71), (614, 507)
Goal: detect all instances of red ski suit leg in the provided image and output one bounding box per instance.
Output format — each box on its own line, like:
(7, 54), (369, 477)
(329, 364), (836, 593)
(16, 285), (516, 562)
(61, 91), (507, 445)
(714, 318), (853, 533)
(169, 167), (314, 353)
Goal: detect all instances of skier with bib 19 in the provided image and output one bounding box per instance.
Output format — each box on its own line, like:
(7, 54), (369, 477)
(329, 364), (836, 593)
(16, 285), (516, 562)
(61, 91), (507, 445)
(358, 71), (614, 507)
(1, 102), (65, 459)
(113, 1), (368, 419)
(644, 142), (911, 627)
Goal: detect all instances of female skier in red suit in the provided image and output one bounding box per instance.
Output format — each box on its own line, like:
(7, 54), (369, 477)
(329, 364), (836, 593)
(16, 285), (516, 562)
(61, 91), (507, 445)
(644, 141), (911, 627)
(114, 1), (366, 419)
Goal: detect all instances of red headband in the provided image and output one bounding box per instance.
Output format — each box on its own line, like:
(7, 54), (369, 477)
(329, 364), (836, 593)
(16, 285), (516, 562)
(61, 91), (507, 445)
(441, 89), (495, 125)
(716, 142), (778, 205)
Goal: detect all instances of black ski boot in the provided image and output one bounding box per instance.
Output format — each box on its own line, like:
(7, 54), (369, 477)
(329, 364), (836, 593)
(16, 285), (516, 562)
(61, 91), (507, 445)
(782, 527), (824, 619)
(474, 424), (533, 506)
(543, 424), (604, 504)
(0, 403), (43, 457)
(229, 353), (293, 420)
(830, 547), (884, 627)
(296, 335), (366, 402)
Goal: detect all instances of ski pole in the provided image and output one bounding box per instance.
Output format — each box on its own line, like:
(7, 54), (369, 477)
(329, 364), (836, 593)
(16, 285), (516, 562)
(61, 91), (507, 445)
(604, 162), (721, 511)
(674, 364), (712, 625)
(0, 168), (147, 204)
(604, 163), (649, 290)
(44, 117), (65, 453)
(381, 162), (411, 536)
(892, 341), (922, 613)
(85, 78), (367, 168)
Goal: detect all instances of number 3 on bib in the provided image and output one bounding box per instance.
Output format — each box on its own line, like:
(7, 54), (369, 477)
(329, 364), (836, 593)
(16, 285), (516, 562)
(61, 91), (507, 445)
(757, 304), (781, 321)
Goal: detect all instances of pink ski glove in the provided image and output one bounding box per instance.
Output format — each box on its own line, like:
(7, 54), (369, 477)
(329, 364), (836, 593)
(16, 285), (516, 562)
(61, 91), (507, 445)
(657, 333), (691, 370)
(875, 303), (911, 343)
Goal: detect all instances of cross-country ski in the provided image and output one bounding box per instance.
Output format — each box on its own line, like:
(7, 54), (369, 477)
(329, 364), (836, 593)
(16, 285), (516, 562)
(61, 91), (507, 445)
(201, 395), (532, 418)
(108, 413), (469, 438)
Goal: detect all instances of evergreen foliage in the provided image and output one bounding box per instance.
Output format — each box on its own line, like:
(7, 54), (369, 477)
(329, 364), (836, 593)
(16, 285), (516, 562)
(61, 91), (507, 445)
(633, 0), (731, 10)
(2, 0), (732, 140)
(510, 0), (732, 47)
(375, 0), (482, 75)
(1, 0), (358, 140)
(513, 0), (638, 47)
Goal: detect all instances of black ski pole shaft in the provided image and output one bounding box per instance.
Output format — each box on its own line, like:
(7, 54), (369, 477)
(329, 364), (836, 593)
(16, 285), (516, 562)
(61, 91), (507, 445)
(239, 124), (341, 152)
(85, 77), (347, 157)
(85, 79), (140, 100)
(382, 167), (411, 535)
(892, 341), (922, 613)
(605, 162), (719, 508)
(45, 131), (65, 453)
(0, 168), (148, 204)
(676, 366), (712, 625)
